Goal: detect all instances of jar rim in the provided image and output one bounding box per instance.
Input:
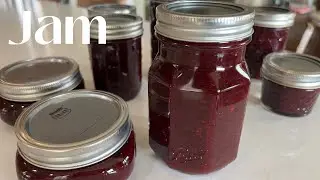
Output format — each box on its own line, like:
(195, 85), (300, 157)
(15, 90), (132, 170)
(90, 14), (143, 40)
(253, 6), (295, 28)
(0, 57), (83, 102)
(155, 0), (255, 42)
(261, 52), (320, 89)
(87, 4), (136, 16)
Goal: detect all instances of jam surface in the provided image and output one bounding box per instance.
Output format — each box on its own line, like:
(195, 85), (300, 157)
(16, 130), (135, 180)
(149, 35), (251, 174)
(261, 78), (319, 117)
(0, 81), (85, 126)
(90, 37), (142, 101)
(246, 26), (289, 79)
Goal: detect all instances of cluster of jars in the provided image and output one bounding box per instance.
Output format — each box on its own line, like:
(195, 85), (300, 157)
(1, 1), (320, 180)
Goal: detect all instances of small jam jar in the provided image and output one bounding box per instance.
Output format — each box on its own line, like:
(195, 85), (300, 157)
(246, 7), (295, 79)
(15, 90), (135, 180)
(0, 57), (84, 126)
(89, 14), (143, 101)
(261, 52), (320, 117)
(296, 11), (320, 58)
(87, 4), (136, 17)
(149, 0), (176, 60)
(149, 1), (254, 174)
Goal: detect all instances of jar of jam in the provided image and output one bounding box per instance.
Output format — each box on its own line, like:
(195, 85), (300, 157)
(15, 90), (135, 180)
(245, 7), (295, 79)
(87, 4), (137, 17)
(0, 57), (84, 126)
(296, 11), (320, 58)
(149, 1), (254, 174)
(261, 52), (320, 117)
(149, 0), (176, 60)
(90, 14), (143, 101)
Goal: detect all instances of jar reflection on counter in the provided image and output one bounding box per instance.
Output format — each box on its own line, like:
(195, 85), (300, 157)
(15, 90), (136, 180)
(149, 1), (254, 174)
(261, 53), (320, 117)
(89, 14), (143, 101)
(245, 7), (295, 79)
(0, 57), (84, 126)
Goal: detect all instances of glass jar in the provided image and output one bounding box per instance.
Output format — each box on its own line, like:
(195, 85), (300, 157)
(296, 11), (320, 58)
(89, 14), (143, 101)
(0, 57), (84, 126)
(150, 0), (176, 60)
(87, 4), (137, 17)
(261, 52), (320, 117)
(149, 1), (254, 174)
(245, 7), (295, 79)
(15, 90), (135, 180)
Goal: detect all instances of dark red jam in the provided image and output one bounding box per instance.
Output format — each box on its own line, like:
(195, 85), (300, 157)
(150, 0), (161, 60)
(149, 35), (251, 174)
(261, 78), (319, 117)
(0, 81), (84, 126)
(246, 26), (289, 79)
(90, 37), (142, 101)
(16, 130), (135, 180)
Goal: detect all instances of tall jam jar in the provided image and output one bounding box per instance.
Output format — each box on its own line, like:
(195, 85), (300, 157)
(245, 7), (295, 79)
(89, 14), (143, 101)
(0, 57), (84, 126)
(296, 11), (320, 58)
(15, 90), (135, 180)
(261, 53), (320, 117)
(149, 1), (254, 174)
(149, 0), (176, 60)
(87, 4), (137, 17)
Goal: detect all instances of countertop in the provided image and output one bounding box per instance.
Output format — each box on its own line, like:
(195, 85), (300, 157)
(1, 1), (320, 180)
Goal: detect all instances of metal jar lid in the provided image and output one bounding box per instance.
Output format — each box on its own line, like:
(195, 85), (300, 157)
(90, 14), (143, 40)
(254, 7), (296, 28)
(261, 52), (320, 89)
(0, 57), (83, 102)
(15, 90), (132, 170)
(155, 1), (255, 42)
(88, 4), (136, 17)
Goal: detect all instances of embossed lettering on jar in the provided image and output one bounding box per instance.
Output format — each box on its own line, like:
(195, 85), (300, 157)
(15, 90), (135, 180)
(261, 53), (320, 117)
(149, 1), (254, 174)
(245, 7), (295, 79)
(90, 14), (143, 101)
(0, 57), (84, 126)
(87, 4), (136, 17)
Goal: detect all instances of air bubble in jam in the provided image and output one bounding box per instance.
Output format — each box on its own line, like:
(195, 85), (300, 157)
(246, 26), (289, 79)
(261, 78), (319, 117)
(149, 35), (251, 174)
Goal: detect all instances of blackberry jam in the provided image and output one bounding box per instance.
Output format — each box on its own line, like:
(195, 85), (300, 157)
(150, 0), (176, 60)
(89, 14), (143, 101)
(245, 7), (295, 79)
(15, 90), (135, 180)
(149, 1), (254, 174)
(0, 57), (84, 126)
(261, 53), (320, 117)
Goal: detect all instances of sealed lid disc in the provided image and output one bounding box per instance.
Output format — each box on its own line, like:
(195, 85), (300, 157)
(0, 57), (83, 102)
(88, 4), (136, 17)
(261, 52), (320, 89)
(254, 7), (295, 28)
(15, 90), (132, 170)
(156, 0), (255, 42)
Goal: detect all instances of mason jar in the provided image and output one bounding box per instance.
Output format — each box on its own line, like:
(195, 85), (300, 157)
(87, 4), (137, 17)
(149, 1), (254, 174)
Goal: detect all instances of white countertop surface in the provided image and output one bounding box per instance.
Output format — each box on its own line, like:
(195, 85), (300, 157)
(1, 1), (320, 180)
